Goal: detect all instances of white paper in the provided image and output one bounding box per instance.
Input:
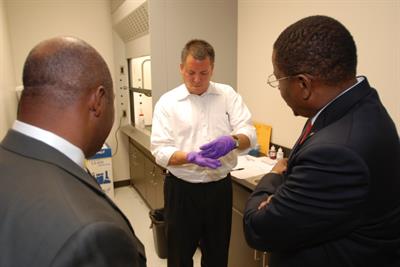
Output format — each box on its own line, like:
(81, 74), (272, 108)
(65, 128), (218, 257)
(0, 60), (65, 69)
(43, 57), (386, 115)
(231, 155), (276, 179)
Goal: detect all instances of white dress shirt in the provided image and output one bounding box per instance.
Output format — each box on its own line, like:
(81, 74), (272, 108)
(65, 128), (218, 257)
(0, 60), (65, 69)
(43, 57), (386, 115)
(12, 120), (86, 169)
(151, 81), (257, 183)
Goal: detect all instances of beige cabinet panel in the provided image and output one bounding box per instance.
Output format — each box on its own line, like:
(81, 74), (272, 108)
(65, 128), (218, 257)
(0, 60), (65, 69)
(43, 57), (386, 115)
(129, 139), (164, 210)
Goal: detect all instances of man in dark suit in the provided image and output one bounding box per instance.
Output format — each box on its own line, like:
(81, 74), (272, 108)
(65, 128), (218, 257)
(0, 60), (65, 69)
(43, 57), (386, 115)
(244, 15), (400, 267)
(0, 36), (146, 267)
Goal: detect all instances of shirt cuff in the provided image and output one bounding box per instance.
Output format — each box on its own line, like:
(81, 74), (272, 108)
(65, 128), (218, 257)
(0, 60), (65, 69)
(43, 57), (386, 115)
(154, 146), (179, 168)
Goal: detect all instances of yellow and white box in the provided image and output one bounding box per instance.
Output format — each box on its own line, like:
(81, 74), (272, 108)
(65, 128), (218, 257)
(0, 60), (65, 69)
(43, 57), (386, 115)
(85, 144), (114, 200)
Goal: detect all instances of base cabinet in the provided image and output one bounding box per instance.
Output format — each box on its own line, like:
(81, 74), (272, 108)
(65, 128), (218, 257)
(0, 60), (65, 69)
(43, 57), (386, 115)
(229, 207), (260, 267)
(144, 159), (164, 209)
(129, 143), (146, 198)
(229, 183), (269, 267)
(129, 139), (164, 210)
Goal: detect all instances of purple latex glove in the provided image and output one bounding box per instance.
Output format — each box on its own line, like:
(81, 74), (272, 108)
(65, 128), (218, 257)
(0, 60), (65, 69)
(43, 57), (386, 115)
(186, 151), (222, 169)
(199, 135), (236, 159)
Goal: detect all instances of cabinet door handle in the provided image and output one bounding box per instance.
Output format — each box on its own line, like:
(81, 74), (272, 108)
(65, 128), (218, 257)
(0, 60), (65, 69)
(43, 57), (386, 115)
(254, 250), (261, 261)
(262, 252), (268, 267)
(262, 253), (265, 267)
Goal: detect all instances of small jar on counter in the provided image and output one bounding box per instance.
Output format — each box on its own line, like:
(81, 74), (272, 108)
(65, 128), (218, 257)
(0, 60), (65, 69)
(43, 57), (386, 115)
(269, 145), (277, 159)
(277, 147), (284, 160)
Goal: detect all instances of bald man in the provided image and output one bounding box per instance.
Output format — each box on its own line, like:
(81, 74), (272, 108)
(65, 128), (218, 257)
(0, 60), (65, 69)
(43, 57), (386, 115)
(0, 37), (146, 267)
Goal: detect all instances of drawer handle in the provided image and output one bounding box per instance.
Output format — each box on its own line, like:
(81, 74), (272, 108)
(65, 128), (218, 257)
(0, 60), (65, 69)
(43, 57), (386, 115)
(262, 252), (268, 267)
(254, 250), (260, 261)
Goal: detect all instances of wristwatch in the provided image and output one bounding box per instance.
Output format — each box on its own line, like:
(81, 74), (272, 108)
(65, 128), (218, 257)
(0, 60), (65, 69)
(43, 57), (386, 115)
(232, 135), (240, 149)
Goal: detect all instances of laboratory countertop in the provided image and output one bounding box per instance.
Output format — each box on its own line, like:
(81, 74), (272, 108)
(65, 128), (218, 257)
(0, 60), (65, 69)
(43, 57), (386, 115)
(120, 125), (265, 191)
(121, 125), (151, 149)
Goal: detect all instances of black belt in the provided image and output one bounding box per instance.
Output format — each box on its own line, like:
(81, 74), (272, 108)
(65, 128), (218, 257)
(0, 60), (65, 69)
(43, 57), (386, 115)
(166, 172), (231, 185)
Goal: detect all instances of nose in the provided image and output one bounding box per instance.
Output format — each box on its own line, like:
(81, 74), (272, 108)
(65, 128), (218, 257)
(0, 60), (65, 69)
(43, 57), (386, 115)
(193, 74), (201, 83)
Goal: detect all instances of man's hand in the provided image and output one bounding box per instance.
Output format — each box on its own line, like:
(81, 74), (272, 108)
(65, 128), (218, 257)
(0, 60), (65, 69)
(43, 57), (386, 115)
(199, 135), (236, 159)
(256, 159), (287, 210)
(258, 195), (274, 210)
(186, 151), (222, 169)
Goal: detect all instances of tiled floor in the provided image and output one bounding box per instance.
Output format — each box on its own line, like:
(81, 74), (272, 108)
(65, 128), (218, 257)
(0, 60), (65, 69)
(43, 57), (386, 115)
(114, 186), (201, 267)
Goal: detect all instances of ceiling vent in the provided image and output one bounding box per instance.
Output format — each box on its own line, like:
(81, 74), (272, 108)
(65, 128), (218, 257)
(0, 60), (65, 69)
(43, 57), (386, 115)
(114, 1), (149, 42)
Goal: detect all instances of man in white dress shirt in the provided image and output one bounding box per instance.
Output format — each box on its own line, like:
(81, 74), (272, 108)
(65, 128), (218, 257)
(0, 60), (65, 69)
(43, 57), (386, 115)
(151, 39), (256, 267)
(0, 36), (146, 267)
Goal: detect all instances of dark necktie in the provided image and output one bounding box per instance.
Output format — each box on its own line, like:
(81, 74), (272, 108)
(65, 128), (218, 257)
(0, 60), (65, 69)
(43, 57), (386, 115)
(299, 119), (313, 145)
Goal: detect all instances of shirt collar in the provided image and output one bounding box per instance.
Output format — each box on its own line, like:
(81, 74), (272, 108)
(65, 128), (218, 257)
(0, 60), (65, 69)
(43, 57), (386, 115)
(176, 81), (221, 101)
(311, 76), (364, 125)
(12, 120), (86, 169)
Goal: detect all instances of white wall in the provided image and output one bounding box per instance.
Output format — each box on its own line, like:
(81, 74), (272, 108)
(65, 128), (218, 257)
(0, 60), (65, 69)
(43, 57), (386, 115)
(238, 0), (400, 148)
(5, 0), (129, 181)
(111, 31), (131, 182)
(0, 1), (17, 139)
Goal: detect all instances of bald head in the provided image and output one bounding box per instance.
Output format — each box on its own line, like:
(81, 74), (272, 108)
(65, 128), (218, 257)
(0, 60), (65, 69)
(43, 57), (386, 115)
(19, 36), (115, 157)
(21, 36), (112, 108)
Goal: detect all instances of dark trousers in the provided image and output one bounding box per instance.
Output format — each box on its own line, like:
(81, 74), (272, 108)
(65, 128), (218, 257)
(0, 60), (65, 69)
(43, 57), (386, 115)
(164, 174), (233, 267)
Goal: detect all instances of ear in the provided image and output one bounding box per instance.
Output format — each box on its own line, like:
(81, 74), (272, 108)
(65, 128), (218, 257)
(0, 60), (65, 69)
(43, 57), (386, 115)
(88, 86), (106, 117)
(180, 63), (184, 74)
(297, 74), (313, 100)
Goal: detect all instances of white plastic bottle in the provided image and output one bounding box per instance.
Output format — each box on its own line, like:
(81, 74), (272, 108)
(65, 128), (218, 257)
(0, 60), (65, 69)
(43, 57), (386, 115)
(277, 147), (284, 160)
(269, 145), (277, 159)
(137, 102), (146, 129)
(138, 113), (145, 129)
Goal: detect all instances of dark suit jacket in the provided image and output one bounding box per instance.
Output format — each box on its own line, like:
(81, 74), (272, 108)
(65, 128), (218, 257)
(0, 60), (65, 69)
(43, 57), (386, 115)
(244, 77), (400, 267)
(0, 130), (146, 267)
